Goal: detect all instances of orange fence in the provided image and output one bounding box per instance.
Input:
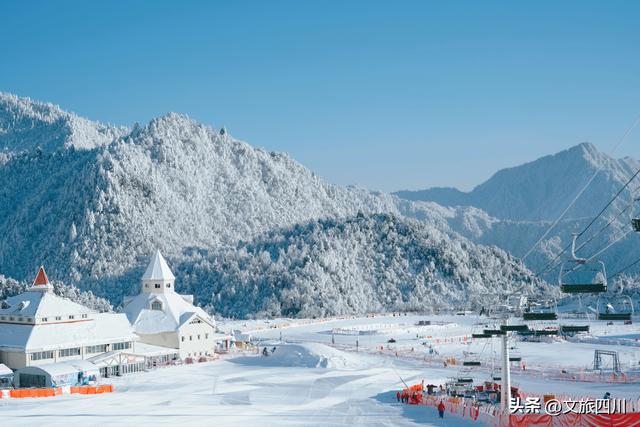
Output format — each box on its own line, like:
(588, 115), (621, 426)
(71, 385), (115, 395)
(406, 384), (640, 427)
(499, 413), (640, 427)
(2, 384), (114, 399)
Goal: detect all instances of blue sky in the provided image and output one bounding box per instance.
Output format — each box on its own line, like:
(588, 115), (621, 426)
(1, 1), (639, 192)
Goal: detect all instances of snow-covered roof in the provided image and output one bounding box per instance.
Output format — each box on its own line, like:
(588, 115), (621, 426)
(17, 360), (98, 377)
(124, 292), (214, 334)
(0, 290), (95, 319)
(0, 313), (137, 352)
(0, 364), (12, 376)
(141, 250), (175, 281)
(132, 342), (180, 357)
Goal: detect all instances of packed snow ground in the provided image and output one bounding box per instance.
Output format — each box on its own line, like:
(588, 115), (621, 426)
(3, 314), (640, 426)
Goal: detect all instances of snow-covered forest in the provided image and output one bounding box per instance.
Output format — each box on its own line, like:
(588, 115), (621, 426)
(177, 213), (548, 318)
(0, 92), (630, 318)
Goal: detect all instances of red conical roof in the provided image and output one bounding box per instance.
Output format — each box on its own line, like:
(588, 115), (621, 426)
(33, 266), (50, 286)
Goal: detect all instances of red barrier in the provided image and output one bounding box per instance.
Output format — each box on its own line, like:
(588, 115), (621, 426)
(504, 412), (640, 427)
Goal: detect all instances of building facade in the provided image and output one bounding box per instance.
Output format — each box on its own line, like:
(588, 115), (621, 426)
(124, 250), (216, 360)
(0, 267), (138, 370)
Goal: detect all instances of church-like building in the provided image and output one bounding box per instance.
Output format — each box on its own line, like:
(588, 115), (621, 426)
(123, 250), (216, 360)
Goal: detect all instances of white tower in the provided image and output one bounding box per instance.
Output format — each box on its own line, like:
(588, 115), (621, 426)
(141, 250), (176, 294)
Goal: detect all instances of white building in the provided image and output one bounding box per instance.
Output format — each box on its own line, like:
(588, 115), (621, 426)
(124, 250), (216, 360)
(0, 267), (138, 371)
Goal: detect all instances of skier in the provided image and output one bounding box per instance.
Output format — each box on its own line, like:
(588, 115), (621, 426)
(262, 347), (269, 357)
(437, 401), (446, 418)
(396, 391), (401, 402)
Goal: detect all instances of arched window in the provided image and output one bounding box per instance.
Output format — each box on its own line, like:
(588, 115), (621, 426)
(151, 301), (162, 311)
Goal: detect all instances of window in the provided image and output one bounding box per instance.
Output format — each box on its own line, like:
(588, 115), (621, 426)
(81, 314), (88, 319)
(30, 351), (54, 361)
(55, 316), (62, 321)
(151, 301), (162, 311)
(58, 347), (81, 358)
(0, 316), (5, 321)
(181, 336), (185, 342)
(155, 284), (160, 289)
(18, 317), (23, 322)
(205, 333), (209, 339)
(189, 336), (193, 341)
(41, 317), (47, 322)
(86, 344), (108, 354)
(27, 318), (32, 322)
(9, 317), (14, 321)
(68, 315), (75, 320)
(145, 284), (148, 288)
(166, 283), (171, 288)
(113, 342), (131, 351)
(197, 335), (201, 340)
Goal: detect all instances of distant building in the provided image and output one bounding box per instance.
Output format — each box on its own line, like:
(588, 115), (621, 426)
(124, 250), (216, 360)
(0, 267), (138, 371)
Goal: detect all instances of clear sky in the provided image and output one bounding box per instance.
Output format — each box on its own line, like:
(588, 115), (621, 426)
(1, 1), (639, 192)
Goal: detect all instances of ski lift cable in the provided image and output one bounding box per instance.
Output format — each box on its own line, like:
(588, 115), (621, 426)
(534, 201), (633, 279)
(574, 198), (635, 254)
(585, 228), (634, 263)
(521, 115), (640, 262)
(609, 256), (640, 281)
(560, 227), (634, 278)
(535, 184), (639, 279)
(533, 167), (640, 277)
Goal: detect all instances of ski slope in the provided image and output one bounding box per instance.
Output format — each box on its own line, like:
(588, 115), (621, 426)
(3, 313), (640, 426)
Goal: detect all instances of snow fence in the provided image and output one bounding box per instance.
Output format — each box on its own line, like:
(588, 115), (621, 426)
(0, 384), (114, 399)
(410, 388), (640, 426)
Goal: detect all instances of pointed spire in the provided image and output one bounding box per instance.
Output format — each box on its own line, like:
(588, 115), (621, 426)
(142, 250), (175, 282)
(30, 266), (53, 292)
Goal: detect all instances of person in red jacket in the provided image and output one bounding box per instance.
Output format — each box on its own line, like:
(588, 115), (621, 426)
(437, 401), (446, 418)
(396, 391), (401, 402)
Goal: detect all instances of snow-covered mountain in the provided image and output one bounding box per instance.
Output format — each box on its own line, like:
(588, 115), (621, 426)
(395, 143), (640, 280)
(0, 93), (126, 154)
(0, 93), (545, 316)
(396, 143), (640, 222)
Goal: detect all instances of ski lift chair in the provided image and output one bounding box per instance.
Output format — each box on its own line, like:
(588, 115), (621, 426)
(596, 296), (634, 321)
(559, 234), (607, 294)
(632, 198), (640, 232)
(560, 324), (590, 334)
(522, 299), (558, 321)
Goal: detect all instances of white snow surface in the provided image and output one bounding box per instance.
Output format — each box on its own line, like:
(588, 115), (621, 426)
(3, 313), (640, 426)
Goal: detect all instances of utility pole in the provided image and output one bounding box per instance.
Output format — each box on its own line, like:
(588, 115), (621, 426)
(500, 318), (511, 414)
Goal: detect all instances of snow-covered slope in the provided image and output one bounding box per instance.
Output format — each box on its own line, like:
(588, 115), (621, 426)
(0, 93), (544, 314)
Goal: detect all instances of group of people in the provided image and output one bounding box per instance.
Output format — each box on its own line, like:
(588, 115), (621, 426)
(396, 390), (446, 418)
(396, 390), (418, 404)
